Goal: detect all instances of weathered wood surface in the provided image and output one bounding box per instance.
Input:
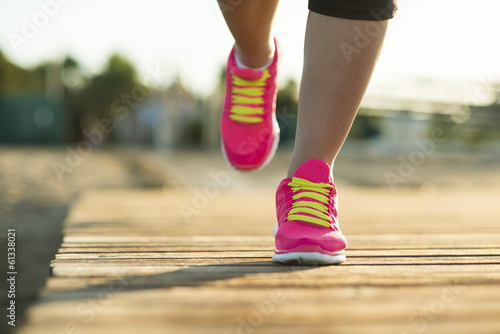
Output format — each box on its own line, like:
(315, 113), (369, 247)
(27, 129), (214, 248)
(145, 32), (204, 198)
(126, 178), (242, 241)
(17, 185), (500, 334)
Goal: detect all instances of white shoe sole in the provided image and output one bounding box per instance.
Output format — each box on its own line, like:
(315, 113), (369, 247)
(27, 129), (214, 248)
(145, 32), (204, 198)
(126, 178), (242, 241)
(272, 252), (346, 266)
(272, 223), (346, 265)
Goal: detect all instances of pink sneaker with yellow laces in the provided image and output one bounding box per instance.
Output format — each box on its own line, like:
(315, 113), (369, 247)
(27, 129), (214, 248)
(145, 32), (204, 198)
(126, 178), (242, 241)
(273, 159), (347, 265)
(220, 39), (280, 171)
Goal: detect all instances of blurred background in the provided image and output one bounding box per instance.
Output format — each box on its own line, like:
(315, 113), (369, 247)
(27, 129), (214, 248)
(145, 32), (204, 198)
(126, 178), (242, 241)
(1, 0), (500, 332)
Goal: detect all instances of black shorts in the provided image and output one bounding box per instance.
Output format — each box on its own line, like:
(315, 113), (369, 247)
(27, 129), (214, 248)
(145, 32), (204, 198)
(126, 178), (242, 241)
(309, 0), (397, 21)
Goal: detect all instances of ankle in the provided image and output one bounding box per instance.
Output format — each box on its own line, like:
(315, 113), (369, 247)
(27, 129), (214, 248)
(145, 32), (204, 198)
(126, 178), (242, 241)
(234, 42), (275, 69)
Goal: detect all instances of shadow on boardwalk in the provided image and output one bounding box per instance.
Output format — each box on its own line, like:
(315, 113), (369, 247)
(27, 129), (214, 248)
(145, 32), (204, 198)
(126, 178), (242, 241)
(39, 262), (318, 304)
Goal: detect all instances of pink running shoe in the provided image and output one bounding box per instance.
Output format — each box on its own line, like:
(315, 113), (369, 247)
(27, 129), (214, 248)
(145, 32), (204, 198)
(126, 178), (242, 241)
(220, 39), (280, 171)
(273, 159), (347, 265)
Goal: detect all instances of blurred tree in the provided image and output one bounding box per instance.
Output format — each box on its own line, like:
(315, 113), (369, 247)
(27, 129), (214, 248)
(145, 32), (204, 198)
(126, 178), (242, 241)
(62, 56), (87, 142)
(276, 78), (298, 144)
(0, 50), (45, 94)
(30, 63), (49, 93)
(75, 54), (140, 142)
(430, 107), (500, 147)
(0, 50), (148, 144)
(0, 50), (68, 143)
(62, 56), (85, 91)
(0, 51), (23, 94)
(349, 114), (383, 140)
(217, 65), (226, 91)
(84, 54), (138, 117)
(276, 78), (298, 111)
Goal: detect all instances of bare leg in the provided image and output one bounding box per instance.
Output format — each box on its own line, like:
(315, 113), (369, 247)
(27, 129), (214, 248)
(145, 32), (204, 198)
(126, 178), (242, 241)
(288, 12), (388, 178)
(217, 0), (280, 68)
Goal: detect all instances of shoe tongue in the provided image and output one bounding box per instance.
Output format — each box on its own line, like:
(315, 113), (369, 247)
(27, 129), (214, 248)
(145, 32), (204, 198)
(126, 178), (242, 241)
(232, 67), (264, 81)
(293, 159), (331, 183)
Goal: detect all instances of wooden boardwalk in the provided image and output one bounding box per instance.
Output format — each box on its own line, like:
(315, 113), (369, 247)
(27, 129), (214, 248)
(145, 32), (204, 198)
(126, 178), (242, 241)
(18, 183), (500, 334)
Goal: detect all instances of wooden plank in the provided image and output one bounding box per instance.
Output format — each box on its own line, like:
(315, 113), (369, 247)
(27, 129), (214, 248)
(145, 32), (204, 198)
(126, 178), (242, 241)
(58, 246), (274, 253)
(49, 263), (500, 281)
(58, 233), (500, 250)
(54, 249), (500, 259)
(59, 223), (500, 235)
(17, 322), (500, 334)
(49, 256), (500, 267)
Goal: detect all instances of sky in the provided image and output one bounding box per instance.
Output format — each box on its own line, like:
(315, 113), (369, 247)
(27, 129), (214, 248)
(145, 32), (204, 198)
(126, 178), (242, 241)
(1, 0), (500, 103)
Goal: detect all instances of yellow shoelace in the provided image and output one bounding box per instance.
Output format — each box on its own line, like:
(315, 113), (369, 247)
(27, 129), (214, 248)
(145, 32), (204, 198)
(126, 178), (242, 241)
(229, 69), (270, 124)
(287, 177), (333, 228)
